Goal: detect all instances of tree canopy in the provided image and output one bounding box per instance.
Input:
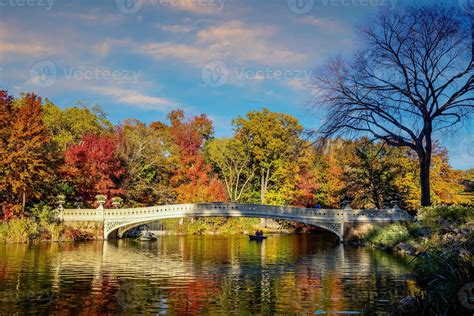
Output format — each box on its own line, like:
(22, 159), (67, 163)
(313, 4), (473, 206)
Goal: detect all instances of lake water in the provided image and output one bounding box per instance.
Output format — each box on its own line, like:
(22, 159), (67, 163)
(0, 234), (415, 315)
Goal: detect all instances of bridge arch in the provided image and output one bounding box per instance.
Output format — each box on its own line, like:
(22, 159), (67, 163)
(60, 202), (412, 242)
(107, 213), (344, 241)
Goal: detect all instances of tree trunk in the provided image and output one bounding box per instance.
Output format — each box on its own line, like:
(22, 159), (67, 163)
(260, 172), (266, 204)
(22, 189), (26, 213)
(419, 151), (432, 207)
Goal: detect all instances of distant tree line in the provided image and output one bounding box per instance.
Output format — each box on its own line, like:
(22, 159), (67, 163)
(0, 91), (471, 220)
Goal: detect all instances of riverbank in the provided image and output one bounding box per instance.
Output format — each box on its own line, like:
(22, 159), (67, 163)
(0, 216), (309, 243)
(359, 205), (474, 315)
(0, 218), (96, 242)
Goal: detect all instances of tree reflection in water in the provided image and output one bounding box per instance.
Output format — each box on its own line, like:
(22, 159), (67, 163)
(0, 234), (415, 314)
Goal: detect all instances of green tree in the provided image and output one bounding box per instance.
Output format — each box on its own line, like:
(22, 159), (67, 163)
(206, 138), (254, 202)
(234, 108), (303, 204)
(115, 119), (175, 206)
(42, 101), (112, 152)
(342, 140), (397, 209)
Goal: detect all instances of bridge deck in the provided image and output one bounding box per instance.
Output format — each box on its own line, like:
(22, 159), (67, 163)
(60, 203), (412, 241)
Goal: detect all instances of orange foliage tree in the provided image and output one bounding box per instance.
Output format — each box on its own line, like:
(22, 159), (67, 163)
(167, 110), (226, 203)
(0, 92), (51, 217)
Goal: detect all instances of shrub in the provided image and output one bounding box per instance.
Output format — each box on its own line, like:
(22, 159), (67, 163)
(30, 203), (59, 225)
(0, 218), (39, 243)
(46, 223), (65, 241)
(364, 222), (421, 249)
(417, 205), (474, 226)
(62, 227), (92, 241)
(187, 219), (209, 234)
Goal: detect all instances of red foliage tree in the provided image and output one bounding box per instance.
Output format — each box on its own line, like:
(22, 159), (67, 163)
(167, 110), (227, 203)
(62, 134), (124, 205)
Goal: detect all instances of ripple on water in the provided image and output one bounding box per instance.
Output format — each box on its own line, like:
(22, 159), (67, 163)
(0, 235), (414, 314)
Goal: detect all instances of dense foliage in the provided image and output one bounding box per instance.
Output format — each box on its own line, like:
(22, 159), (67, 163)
(0, 91), (471, 220)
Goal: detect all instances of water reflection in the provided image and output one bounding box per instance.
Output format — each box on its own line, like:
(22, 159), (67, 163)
(0, 235), (413, 314)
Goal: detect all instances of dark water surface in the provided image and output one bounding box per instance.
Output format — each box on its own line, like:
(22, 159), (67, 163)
(0, 234), (415, 315)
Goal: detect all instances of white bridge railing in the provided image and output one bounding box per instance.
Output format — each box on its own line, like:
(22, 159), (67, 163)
(59, 202), (412, 240)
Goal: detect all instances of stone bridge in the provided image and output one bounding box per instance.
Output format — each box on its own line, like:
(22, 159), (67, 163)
(60, 202), (412, 242)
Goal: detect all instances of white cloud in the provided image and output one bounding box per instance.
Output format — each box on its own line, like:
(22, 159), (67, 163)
(152, 0), (226, 15)
(0, 23), (55, 58)
(156, 23), (194, 33)
(92, 38), (133, 57)
(55, 11), (125, 24)
(287, 78), (310, 91)
(92, 86), (176, 111)
(0, 42), (52, 56)
(301, 16), (346, 33)
(137, 20), (307, 67)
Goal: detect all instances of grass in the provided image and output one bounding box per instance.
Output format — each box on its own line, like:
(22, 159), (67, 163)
(0, 217), (91, 243)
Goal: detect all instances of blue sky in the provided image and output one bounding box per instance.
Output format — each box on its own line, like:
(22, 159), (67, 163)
(1, 0), (473, 169)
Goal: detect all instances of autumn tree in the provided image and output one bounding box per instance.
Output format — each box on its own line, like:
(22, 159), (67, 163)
(42, 101), (112, 152)
(115, 119), (175, 206)
(313, 4), (473, 206)
(290, 145), (326, 207)
(311, 140), (348, 208)
(62, 134), (125, 205)
(342, 140), (397, 209)
(167, 110), (226, 203)
(234, 108), (304, 204)
(423, 147), (467, 206)
(0, 92), (51, 215)
(205, 138), (254, 202)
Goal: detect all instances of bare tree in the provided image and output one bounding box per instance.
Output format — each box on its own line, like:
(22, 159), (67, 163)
(312, 4), (473, 206)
